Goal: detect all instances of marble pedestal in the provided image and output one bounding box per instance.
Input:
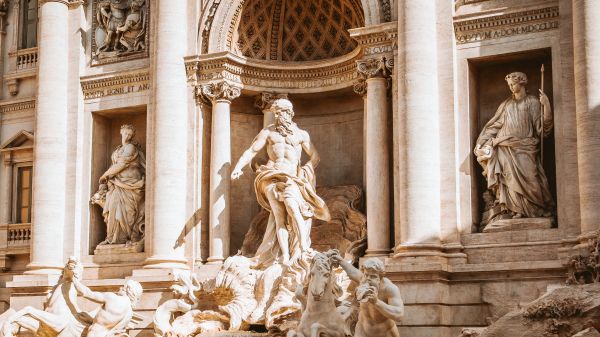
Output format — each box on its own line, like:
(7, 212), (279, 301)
(482, 217), (554, 233)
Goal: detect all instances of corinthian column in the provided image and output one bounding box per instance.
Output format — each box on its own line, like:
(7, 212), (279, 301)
(357, 57), (393, 256)
(144, 0), (189, 269)
(26, 0), (70, 275)
(573, 0), (600, 236)
(201, 81), (241, 264)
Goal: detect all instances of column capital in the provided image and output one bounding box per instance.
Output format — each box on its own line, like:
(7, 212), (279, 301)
(353, 78), (367, 97)
(357, 56), (394, 79)
(199, 81), (242, 105)
(254, 92), (288, 112)
(39, 0), (84, 8)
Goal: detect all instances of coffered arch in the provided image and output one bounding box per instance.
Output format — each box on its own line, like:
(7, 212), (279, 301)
(199, 0), (386, 56)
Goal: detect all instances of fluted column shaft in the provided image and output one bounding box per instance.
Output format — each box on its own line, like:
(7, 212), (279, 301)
(397, 0), (442, 248)
(202, 82), (241, 264)
(358, 57), (393, 256)
(27, 0), (69, 274)
(573, 0), (600, 236)
(144, 0), (189, 269)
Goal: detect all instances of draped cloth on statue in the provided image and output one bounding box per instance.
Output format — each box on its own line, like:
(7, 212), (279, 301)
(103, 144), (146, 244)
(252, 163), (330, 267)
(476, 95), (554, 218)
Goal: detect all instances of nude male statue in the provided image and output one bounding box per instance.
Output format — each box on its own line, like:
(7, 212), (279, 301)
(332, 254), (404, 337)
(71, 277), (143, 337)
(231, 98), (330, 266)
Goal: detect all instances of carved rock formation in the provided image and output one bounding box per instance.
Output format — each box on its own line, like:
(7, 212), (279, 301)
(459, 284), (600, 337)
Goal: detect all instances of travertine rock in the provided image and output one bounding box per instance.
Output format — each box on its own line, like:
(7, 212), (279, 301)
(463, 284), (600, 337)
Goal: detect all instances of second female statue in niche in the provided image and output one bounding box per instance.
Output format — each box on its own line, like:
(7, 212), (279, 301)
(475, 71), (554, 229)
(91, 124), (145, 246)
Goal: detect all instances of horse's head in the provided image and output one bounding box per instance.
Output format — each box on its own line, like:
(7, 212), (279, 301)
(307, 253), (340, 302)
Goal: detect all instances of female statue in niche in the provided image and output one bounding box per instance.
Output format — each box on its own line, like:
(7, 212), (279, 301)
(474, 71), (554, 229)
(91, 124), (145, 246)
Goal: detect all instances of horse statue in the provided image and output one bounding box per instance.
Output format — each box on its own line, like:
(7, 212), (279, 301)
(0, 257), (87, 337)
(287, 250), (350, 337)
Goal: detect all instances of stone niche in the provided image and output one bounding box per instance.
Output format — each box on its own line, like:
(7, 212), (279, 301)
(468, 48), (556, 231)
(89, 106), (146, 254)
(229, 88), (365, 254)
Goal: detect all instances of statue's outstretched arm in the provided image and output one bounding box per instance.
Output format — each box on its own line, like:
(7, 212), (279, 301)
(232, 129), (269, 178)
(72, 279), (106, 304)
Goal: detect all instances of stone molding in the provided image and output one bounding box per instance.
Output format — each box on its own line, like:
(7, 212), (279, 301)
(0, 99), (35, 114)
(80, 70), (150, 100)
(254, 92), (288, 112)
(356, 56), (393, 79)
(185, 49), (362, 94)
(349, 21), (397, 57)
(199, 81), (241, 104)
(453, 6), (559, 44)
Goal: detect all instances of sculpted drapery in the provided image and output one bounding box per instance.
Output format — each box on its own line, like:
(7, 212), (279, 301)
(92, 124), (145, 245)
(475, 72), (554, 225)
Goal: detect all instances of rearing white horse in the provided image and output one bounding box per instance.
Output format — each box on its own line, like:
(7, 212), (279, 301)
(287, 252), (350, 337)
(1, 258), (86, 337)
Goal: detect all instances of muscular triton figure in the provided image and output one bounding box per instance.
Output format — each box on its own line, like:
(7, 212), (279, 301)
(71, 277), (143, 337)
(231, 98), (330, 266)
(332, 254), (404, 337)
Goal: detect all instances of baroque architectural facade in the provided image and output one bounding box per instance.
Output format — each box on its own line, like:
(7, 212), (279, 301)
(0, 0), (598, 336)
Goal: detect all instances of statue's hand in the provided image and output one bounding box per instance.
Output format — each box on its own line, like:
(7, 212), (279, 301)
(231, 169), (243, 180)
(539, 89), (550, 107)
(475, 144), (493, 160)
(330, 251), (343, 267)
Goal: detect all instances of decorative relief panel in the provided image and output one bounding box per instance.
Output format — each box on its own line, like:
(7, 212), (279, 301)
(454, 7), (559, 44)
(91, 0), (149, 65)
(81, 70), (150, 100)
(236, 0), (364, 62)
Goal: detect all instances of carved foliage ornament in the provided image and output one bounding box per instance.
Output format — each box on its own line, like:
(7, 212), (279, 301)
(356, 56), (393, 79)
(199, 81), (242, 104)
(92, 0), (149, 65)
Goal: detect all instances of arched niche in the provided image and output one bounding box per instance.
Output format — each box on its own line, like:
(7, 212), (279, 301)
(198, 0), (386, 56)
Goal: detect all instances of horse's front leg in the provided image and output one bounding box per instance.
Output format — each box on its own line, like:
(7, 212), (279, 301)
(16, 307), (65, 333)
(310, 323), (345, 337)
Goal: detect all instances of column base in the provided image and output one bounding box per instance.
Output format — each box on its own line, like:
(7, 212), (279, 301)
(365, 248), (392, 257)
(143, 255), (189, 270)
(206, 256), (225, 265)
(392, 242), (467, 265)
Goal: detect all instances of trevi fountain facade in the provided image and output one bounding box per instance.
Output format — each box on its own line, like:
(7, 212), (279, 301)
(0, 0), (599, 336)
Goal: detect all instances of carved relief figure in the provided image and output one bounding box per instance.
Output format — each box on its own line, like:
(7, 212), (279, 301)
(94, 0), (148, 61)
(332, 254), (404, 337)
(0, 258), (142, 337)
(474, 72), (554, 227)
(92, 124), (145, 247)
(231, 98), (331, 266)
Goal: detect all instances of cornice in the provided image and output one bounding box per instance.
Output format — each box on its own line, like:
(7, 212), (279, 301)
(0, 99), (35, 114)
(453, 6), (559, 44)
(38, 0), (84, 8)
(185, 48), (362, 94)
(349, 21), (397, 57)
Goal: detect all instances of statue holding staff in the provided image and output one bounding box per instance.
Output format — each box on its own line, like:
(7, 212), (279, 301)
(474, 71), (554, 227)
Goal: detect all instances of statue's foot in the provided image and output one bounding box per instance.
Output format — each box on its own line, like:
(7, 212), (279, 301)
(1, 323), (17, 337)
(512, 213), (523, 219)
